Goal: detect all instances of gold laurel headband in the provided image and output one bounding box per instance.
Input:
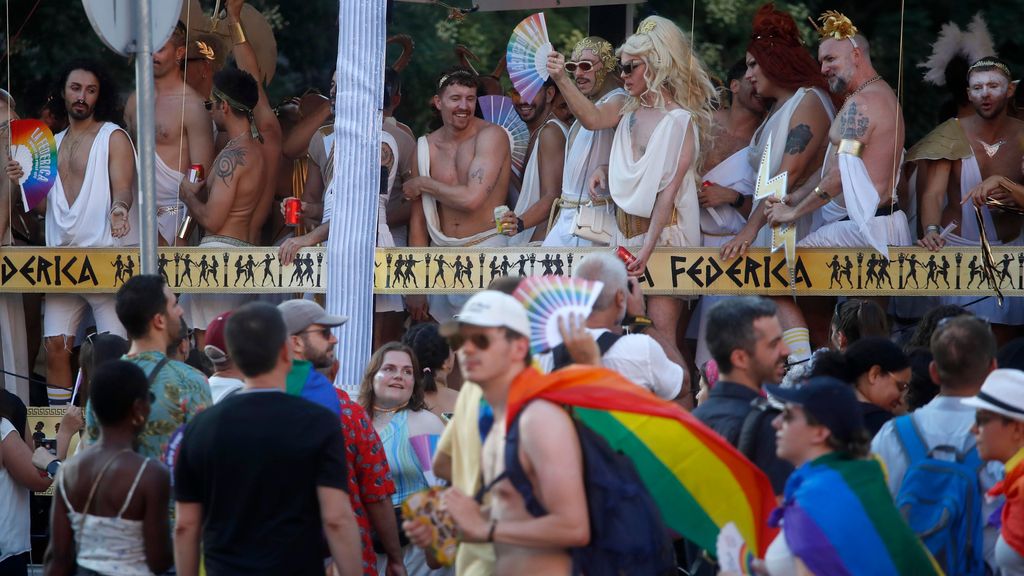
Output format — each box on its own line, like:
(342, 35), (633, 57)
(969, 59), (1012, 80)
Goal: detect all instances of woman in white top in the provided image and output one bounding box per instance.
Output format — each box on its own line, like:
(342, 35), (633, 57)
(46, 360), (172, 576)
(0, 406), (54, 574)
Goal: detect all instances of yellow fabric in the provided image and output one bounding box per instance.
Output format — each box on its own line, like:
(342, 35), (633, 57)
(906, 118), (973, 163)
(435, 382), (495, 576)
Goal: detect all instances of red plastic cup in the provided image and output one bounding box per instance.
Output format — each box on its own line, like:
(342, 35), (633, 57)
(187, 164), (204, 183)
(284, 197), (302, 226)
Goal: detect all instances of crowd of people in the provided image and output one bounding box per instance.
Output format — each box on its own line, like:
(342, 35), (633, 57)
(0, 0), (1024, 574)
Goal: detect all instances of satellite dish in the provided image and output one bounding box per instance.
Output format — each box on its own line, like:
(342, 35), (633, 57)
(83, 0), (184, 57)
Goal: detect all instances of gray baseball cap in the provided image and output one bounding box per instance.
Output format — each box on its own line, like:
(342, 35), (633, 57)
(277, 299), (348, 335)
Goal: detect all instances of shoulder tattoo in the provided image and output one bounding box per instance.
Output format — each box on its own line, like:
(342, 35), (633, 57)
(838, 102), (869, 139)
(214, 143), (247, 185)
(785, 124), (813, 155)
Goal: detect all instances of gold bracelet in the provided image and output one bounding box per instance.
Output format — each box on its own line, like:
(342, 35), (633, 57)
(231, 21), (247, 45)
(814, 186), (830, 201)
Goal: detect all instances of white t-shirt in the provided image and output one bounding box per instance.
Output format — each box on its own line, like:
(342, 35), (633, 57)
(0, 418), (31, 562)
(538, 328), (684, 400)
(209, 375), (245, 404)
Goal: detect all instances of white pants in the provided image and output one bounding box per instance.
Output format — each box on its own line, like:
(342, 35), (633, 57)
(43, 293), (125, 339)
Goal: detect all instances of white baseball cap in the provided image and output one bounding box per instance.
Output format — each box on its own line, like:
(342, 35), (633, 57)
(962, 369), (1024, 421)
(441, 290), (530, 339)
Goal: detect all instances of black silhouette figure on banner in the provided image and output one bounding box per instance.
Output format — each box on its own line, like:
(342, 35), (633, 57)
(234, 256), (245, 287)
(123, 255), (135, 283)
(489, 256), (499, 283)
(541, 254), (554, 275)
(999, 254), (1014, 289)
(261, 254), (276, 286)
(937, 256), (951, 289)
(924, 255), (938, 289)
(463, 258), (474, 287)
(553, 254), (565, 276)
(112, 255), (126, 286)
(967, 255), (983, 288)
(290, 256), (305, 287)
(905, 254), (920, 289)
(242, 255), (257, 287)
(209, 257), (220, 287)
(158, 253), (170, 285)
(433, 255), (448, 288)
(392, 255), (405, 289)
(499, 255), (512, 277)
(841, 256), (853, 288)
(452, 256), (465, 288)
(515, 254), (528, 277)
(876, 257), (893, 289)
(404, 255), (419, 288)
(865, 254), (878, 288)
(302, 254), (316, 286)
(827, 255), (842, 289)
(198, 256), (212, 286)
(181, 254), (195, 286)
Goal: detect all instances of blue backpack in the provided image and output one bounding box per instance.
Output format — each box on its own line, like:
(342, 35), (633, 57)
(500, 404), (676, 576)
(893, 414), (985, 576)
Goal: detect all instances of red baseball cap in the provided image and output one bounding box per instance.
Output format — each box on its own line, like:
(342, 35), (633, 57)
(204, 311), (233, 364)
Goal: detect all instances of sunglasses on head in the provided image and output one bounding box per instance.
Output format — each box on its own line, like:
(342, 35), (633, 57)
(446, 332), (494, 351)
(564, 60), (596, 74)
(619, 59), (644, 75)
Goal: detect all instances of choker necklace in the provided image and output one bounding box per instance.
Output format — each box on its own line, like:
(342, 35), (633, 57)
(978, 138), (1006, 158)
(842, 74), (882, 107)
(374, 400), (409, 414)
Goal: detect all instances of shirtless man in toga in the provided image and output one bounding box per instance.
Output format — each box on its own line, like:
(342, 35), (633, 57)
(125, 22), (215, 246)
(404, 68), (512, 322)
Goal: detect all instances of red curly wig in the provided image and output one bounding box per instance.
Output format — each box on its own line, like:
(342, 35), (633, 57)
(746, 3), (828, 94)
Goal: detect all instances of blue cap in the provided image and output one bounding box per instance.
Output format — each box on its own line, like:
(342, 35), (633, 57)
(765, 376), (865, 443)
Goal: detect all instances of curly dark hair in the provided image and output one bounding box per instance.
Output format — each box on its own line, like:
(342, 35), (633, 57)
(57, 59), (121, 124)
(402, 323), (450, 393)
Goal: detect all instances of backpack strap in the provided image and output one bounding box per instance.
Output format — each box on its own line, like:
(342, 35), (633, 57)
(148, 356), (171, 386)
(737, 399), (774, 461)
(499, 403), (548, 517)
(551, 331), (622, 371)
(894, 414), (928, 466)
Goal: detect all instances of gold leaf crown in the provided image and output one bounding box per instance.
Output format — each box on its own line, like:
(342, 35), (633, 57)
(637, 19), (657, 35)
(818, 11), (858, 41)
(572, 37), (616, 72)
(196, 41), (215, 61)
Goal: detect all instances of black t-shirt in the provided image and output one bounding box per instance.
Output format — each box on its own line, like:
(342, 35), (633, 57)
(174, 390), (347, 576)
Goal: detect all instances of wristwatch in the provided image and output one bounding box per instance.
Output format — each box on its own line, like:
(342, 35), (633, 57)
(45, 459), (61, 479)
(730, 191), (745, 208)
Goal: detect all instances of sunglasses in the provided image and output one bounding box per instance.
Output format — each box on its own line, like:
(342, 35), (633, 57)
(619, 59), (644, 75)
(446, 332), (494, 351)
(204, 99), (219, 111)
(297, 326), (332, 339)
(564, 60), (597, 74)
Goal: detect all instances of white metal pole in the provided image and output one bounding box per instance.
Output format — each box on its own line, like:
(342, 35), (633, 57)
(134, 0), (159, 273)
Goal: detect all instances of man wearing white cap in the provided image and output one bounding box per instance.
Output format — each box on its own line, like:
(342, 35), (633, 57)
(406, 291), (589, 575)
(964, 369), (1024, 574)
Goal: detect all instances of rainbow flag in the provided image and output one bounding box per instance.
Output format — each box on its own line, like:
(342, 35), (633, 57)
(9, 119), (56, 211)
(506, 366), (778, 557)
(772, 453), (942, 575)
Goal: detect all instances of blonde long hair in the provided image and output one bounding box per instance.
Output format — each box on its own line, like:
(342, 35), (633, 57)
(617, 16), (717, 167)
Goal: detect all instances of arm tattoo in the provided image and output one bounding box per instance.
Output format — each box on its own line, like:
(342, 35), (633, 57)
(838, 102), (869, 139)
(785, 124), (813, 155)
(214, 144), (247, 185)
(469, 167), (484, 185)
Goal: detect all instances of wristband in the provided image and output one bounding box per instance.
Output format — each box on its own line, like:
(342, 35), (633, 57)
(814, 186), (830, 201)
(231, 22), (247, 45)
(110, 200), (130, 214)
(925, 225), (942, 235)
(730, 191), (745, 208)
(46, 459), (61, 479)
(487, 519), (498, 542)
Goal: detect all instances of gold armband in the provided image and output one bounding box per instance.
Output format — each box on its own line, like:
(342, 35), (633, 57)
(814, 186), (831, 201)
(838, 138), (864, 157)
(231, 22), (247, 45)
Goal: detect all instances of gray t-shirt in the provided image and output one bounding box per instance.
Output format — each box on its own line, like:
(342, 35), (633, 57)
(996, 534), (1024, 575)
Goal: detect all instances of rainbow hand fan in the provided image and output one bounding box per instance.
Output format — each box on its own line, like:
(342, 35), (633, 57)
(478, 95), (529, 178)
(10, 119), (57, 211)
(514, 275), (604, 355)
(507, 13), (552, 105)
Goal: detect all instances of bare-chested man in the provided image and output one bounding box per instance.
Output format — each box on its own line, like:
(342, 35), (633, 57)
(911, 56), (1024, 331)
(766, 14), (912, 256)
(409, 291), (588, 575)
(178, 68), (265, 345)
(404, 68), (512, 322)
(126, 22), (215, 246)
(6, 60), (136, 389)
(501, 80), (566, 245)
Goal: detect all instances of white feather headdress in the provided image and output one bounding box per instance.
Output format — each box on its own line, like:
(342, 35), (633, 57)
(919, 13), (997, 86)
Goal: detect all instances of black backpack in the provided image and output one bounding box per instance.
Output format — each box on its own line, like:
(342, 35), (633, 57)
(500, 403), (676, 575)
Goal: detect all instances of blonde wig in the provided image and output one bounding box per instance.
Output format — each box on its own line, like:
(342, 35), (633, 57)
(617, 16), (717, 165)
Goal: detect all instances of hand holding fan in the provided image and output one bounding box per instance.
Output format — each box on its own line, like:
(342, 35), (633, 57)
(717, 522), (758, 575)
(507, 13), (552, 105)
(478, 95), (529, 178)
(514, 275), (604, 355)
(9, 119), (57, 212)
